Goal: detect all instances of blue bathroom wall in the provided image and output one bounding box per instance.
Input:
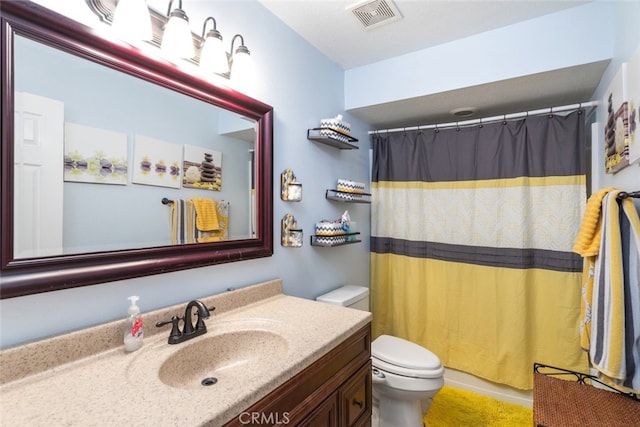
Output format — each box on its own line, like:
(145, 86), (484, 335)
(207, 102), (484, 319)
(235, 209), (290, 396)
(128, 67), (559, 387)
(0, 0), (371, 348)
(591, 1), (640, 191)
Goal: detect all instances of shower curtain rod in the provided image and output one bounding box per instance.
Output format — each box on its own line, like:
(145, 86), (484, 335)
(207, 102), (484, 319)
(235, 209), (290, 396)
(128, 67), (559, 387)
(367, 100), (599, 135)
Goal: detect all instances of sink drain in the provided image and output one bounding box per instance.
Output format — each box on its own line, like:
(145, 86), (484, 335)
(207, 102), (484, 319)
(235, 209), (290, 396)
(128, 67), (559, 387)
(201, 377), (218, 386)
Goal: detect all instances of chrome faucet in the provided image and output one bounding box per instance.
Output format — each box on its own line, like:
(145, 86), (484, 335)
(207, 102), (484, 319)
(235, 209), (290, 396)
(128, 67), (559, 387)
(156, 300), (215, 345)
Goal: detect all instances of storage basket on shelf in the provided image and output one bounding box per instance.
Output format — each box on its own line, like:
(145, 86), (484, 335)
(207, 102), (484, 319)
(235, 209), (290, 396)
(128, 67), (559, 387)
(320, 114), (351, 144)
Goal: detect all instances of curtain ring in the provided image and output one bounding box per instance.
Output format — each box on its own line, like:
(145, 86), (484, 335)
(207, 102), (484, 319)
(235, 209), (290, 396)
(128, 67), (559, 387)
(548, 107), (554, 118)
(502, 114), (507, 126)
(456, 121), (460, 131)
(578, 103), (583, 115)
(434, 124), (439, 134)
(478, 118), (483, 129)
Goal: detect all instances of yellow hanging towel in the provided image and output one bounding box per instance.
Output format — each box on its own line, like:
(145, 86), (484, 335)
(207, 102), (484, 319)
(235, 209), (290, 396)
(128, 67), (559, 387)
(190, 198), (220, 232)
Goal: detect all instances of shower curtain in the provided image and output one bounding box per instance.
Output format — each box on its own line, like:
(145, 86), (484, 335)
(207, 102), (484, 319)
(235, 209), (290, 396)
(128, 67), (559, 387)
(370, 111), (589, 390)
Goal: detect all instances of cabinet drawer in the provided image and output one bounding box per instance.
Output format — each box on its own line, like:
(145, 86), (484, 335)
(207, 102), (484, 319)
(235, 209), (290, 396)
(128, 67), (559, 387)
(340, 362), (372, 426)
(299, 392), (338, 427)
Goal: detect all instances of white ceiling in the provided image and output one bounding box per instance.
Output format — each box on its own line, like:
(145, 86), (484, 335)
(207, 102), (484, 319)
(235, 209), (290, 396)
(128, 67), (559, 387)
(258, 0), (607, 129)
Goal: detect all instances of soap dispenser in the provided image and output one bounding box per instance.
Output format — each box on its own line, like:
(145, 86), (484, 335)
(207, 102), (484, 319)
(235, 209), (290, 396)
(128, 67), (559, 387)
(124, 296), (143, 352)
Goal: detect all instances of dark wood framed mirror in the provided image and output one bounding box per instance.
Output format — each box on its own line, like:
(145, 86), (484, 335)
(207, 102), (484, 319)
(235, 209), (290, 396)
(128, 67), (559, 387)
(0, 1), (273, 298)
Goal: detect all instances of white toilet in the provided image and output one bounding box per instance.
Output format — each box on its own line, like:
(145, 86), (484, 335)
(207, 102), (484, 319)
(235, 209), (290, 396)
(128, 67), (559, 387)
(316, 285), (444, 427)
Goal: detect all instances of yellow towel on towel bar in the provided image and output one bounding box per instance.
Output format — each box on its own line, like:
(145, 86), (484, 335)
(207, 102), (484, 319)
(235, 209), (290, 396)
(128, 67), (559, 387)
(573, 187), (615, 256)
(190, 198), (220, 231)
(572, 187), (615, 350)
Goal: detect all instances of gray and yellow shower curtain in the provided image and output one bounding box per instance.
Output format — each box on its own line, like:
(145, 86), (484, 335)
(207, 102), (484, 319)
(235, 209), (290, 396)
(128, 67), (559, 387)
(370, 111), (589, 390)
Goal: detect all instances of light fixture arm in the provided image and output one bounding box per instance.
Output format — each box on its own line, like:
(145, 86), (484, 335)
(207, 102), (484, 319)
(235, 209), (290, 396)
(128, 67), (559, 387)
(230, 34), (250, 56)
(202, 17), (218, 36)
(166, 0), (183, 17)
(201, 17), (222, 44)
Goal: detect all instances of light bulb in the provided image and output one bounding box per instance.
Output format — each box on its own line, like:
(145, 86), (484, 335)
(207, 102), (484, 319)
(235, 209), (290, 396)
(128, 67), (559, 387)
(111, 0), (152, 42)
(230, 48), (255, 91)
(200, 34), (229, 74)
(161, 9), (194, 60)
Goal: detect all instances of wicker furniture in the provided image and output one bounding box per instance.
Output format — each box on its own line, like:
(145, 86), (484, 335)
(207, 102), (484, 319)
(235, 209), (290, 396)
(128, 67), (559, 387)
(533, 363), (640, 427)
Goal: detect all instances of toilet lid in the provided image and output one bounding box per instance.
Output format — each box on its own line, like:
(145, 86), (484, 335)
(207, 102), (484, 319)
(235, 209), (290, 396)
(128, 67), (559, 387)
(372, 335), (442, 371)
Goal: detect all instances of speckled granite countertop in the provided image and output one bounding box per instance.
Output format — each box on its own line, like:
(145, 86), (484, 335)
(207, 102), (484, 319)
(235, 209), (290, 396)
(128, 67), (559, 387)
(0, 279), (371, 426)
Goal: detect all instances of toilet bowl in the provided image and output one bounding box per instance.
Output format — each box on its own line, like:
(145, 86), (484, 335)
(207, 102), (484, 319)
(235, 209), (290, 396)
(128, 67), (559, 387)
(372, 334), (444, 427)
(316, 286), (444, 427)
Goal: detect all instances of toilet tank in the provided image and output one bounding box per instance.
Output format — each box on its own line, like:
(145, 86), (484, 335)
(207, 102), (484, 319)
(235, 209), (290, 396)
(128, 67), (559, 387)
(316, 285), (369, 311)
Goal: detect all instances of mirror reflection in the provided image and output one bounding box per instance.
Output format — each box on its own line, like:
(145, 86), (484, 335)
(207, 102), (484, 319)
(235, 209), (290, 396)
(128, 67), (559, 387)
(13, 35), (256, 259)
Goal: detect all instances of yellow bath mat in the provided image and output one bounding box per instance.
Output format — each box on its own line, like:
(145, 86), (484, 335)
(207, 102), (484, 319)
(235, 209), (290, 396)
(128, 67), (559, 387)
(423, 386), (532, 426)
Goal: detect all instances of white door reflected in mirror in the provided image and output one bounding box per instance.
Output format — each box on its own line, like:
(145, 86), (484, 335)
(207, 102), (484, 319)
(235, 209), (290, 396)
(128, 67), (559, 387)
(13, 92), (64, 259)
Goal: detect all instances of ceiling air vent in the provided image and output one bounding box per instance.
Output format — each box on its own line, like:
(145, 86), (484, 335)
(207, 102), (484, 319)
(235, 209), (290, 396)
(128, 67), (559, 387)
(348, 0), (403, 31)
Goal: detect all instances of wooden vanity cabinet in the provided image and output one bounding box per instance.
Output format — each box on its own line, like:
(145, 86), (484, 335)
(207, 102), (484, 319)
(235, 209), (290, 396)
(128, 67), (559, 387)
(223, 324), (371, 427)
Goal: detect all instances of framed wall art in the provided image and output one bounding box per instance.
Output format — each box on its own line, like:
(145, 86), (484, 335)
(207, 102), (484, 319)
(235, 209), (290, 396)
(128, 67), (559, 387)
(132, 134), (182, 188)
(627, 45), (639, 165)
(603, 63), (630, 174)
(182, 145), (223, 191)
(64, 122), (128, 185)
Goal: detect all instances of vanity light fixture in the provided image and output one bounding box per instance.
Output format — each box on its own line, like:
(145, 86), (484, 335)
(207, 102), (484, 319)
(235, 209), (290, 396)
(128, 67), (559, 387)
(111, 0), (152, 42)
(87, 0), (257, 90)
(229, 34), (255, 90)
(199, 17), (229, 75)
(160, 0), (195, 60)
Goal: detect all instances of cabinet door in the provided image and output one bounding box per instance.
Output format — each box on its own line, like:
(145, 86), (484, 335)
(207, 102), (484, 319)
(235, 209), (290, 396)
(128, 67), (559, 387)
(299, 392), (338, 427)
(340, 363), (372, 426)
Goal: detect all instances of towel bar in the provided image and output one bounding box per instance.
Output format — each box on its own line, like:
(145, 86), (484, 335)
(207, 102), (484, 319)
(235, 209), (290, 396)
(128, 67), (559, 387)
(617, 191), (640, 200)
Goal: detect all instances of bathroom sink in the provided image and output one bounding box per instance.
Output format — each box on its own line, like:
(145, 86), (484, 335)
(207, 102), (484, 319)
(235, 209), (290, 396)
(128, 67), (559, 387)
(157, 329), (289, 390)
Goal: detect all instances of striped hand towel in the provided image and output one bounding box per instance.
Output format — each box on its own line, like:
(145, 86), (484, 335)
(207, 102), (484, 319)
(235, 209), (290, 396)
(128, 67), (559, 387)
(590, 191), (640, 393)
(170, 199), (197, 244)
